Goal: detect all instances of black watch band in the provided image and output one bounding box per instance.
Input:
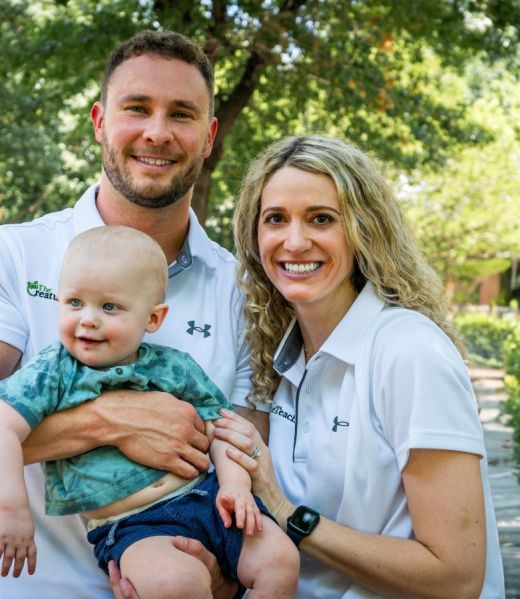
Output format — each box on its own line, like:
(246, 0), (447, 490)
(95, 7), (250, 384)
(286, 505), (320, 547)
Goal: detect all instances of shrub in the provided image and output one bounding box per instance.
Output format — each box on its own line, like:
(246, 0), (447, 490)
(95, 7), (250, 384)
(503, 328), (520, 477)
(454, 313), (518, 366)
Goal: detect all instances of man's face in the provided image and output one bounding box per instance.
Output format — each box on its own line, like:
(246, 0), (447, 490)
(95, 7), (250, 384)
(91, 54), (217, 208)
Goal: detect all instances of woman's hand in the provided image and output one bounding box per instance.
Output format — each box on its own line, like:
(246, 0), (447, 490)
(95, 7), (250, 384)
(214, 409), (293, 525)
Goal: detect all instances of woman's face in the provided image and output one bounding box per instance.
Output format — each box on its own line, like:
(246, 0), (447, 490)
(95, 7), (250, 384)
(257, 166), (356, 317)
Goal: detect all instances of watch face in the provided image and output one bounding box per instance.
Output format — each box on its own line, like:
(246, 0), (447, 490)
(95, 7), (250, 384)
(291, 506), (319, 533)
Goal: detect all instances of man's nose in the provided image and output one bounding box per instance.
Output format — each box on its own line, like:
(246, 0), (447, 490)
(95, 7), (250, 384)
(143, 113), (174, 145)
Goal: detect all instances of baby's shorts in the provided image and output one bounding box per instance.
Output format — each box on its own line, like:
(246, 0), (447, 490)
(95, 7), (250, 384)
(87, 471), (274, 579)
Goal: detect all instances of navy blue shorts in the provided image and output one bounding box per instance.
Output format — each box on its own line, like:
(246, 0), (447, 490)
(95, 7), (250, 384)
(87, 472), (274, 579)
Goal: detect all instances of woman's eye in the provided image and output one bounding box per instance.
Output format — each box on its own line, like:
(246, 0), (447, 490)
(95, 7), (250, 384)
(70, 298), (82, 308)
(103, 303), (118, 312)
(266, 214), (284, 224)
(313, 214), (332, 224)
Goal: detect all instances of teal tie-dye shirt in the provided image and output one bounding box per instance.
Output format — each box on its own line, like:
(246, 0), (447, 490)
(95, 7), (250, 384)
(0, 342), (235, 516)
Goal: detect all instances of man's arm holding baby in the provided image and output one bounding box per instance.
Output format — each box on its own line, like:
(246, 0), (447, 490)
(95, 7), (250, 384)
(23, 390), (210, 476)
(0, 399), (36, 577)
(0, 341), (210, 477)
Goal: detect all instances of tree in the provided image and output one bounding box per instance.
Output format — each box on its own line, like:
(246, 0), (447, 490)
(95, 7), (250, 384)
(1, 0), (519, 231)
(399, 60), (520, 298)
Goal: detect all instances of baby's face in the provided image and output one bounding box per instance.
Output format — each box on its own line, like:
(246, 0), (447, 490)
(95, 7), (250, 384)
(58, 257), (157, 368)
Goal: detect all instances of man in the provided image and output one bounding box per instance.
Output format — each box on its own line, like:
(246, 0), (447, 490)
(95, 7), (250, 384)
(0, 30), (260, 598)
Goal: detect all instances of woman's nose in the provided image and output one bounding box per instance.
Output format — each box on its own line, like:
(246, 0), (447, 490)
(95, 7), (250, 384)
(283, 222), (312, 253)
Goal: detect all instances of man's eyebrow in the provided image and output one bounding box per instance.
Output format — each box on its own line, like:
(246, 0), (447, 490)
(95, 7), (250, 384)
(119, 94), (150, 103)
(118, 95), (201, 112)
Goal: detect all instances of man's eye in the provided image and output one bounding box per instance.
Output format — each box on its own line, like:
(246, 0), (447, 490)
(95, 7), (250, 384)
(103, 303), (118, 312)
(173, 111), (192, 120)
(127, 106), (146, 113)
(70, 298), (82, 308)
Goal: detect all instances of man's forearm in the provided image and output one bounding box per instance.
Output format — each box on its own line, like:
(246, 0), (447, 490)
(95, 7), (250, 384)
(23, 390), (211, 475)
(22, 398), (107, 464)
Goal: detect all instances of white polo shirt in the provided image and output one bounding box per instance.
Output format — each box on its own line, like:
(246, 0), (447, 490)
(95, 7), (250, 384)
(0, 183), (254, 598)
(269, 282), (504, 599)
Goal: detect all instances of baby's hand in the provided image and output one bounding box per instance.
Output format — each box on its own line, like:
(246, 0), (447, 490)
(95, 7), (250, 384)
(216, 482), (263, 536)
(0, 507), (37, 577)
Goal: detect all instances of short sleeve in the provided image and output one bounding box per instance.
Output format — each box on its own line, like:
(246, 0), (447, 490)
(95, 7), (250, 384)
(0, 232), (28, 350)
(371, 313), (484, 471)
(181, 352), (236, 420)
(0, 343), (64, 428)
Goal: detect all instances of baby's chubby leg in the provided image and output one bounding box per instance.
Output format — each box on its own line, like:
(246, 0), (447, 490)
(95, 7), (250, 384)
(237, 515), (299, 598)
(119, 535), (212, 599)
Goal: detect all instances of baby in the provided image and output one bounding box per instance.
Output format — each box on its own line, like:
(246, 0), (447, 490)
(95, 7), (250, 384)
(0, 225), (298, 598)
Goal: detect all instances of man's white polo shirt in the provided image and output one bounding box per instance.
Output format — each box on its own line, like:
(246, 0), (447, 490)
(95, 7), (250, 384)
(269, 282), (504, 598)
(0, 183), (254, 598)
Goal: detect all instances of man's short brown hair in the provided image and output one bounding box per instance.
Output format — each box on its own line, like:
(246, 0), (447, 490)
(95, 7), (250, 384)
(101, 30), (214, 115)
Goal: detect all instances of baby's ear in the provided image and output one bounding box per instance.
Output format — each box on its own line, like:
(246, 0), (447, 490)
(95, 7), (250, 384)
(146, 303), (169, 333)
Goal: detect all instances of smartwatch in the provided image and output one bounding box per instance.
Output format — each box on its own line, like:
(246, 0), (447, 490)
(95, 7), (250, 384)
(286, 505), (320, 547)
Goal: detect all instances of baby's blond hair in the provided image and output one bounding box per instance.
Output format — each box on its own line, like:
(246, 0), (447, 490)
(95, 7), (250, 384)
(62, 226), (168, 304)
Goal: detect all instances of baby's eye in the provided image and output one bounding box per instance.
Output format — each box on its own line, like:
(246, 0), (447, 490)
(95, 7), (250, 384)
(70, 298), (82, 308)
(103, 303), (118, 312)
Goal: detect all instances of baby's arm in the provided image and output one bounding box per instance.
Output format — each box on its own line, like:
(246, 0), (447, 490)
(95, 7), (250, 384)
(0, 399), (36, 577)
(206, 420), (262, 536)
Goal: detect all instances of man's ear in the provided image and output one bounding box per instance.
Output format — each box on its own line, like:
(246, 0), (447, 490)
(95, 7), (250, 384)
(91, 101), (104, 144)
(145, 303), (169, 333)
(203, 117), (218, 158)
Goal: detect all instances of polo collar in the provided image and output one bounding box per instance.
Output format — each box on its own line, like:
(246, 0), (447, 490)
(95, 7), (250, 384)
(273, 282), (386, 374)
(72, 183), (218, 279)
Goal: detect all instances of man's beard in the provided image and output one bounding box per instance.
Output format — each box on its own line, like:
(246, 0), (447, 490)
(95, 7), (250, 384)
(102, 137), (205, 209)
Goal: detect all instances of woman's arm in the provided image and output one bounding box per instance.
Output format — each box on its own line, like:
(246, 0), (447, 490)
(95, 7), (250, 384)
(22, 390), (210, 478)
(215, 412), (486, 599)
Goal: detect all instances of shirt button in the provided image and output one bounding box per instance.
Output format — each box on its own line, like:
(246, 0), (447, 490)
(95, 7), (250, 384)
(305, 386), (310, 394)
(303, 421), (310, 433)
(115, 367), (123, 375)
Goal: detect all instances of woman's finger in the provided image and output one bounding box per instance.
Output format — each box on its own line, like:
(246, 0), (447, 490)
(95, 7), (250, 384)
(213, 427), (256, 454)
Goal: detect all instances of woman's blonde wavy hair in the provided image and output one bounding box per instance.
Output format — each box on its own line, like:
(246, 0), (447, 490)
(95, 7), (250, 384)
(233, 135), (463, 405)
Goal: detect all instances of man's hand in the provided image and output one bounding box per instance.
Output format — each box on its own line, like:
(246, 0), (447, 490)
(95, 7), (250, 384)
(99, 391), (210, 478)
(24, 390), (211, 475)
(172, 537), (239, 599)
(108, 538), (239, 599)
(0, 506), (36, 577)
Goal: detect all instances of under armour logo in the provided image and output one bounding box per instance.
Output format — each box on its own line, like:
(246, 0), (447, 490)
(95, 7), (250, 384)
(186, 321), (211, 338)
(332, 416), (349, 432)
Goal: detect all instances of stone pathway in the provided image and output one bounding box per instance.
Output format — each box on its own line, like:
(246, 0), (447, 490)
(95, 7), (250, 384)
(472, 367), (520, 598)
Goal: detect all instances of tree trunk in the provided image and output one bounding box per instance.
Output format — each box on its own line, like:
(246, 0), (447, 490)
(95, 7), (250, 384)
(190, 0), (308, 225)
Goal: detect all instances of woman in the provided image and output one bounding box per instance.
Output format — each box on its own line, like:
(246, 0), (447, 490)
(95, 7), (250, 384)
(214, 135), (504, 598)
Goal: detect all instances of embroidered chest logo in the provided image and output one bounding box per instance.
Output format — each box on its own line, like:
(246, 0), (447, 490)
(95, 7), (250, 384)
(26, 280), (58, 302)
(271, 403), (296, 423)
(332, 416), (349, 432)
(186, 321), (211, 338)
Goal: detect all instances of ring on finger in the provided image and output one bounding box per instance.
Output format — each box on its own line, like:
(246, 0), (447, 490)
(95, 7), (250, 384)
(249, 446), (262, 459)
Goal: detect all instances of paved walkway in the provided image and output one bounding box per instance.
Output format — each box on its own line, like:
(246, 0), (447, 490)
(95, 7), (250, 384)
(471, 367), (520, 598)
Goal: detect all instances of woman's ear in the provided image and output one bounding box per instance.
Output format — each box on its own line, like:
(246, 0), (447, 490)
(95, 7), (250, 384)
(145, 303), (169, 333)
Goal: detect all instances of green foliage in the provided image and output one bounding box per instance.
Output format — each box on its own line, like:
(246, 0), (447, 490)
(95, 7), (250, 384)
(503, 328), (520, 476)
(454, 313), (519, 366)
(504, 327), (520, 379)
(2, 0), (520, 247)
